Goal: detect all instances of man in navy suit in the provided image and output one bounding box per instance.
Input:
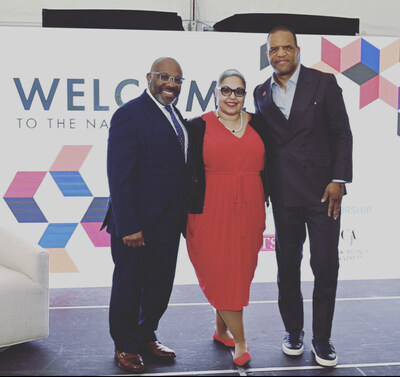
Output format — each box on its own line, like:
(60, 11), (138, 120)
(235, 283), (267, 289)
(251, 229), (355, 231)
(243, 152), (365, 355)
(103, 57), (187, 373)
(254, 27), (353, 367)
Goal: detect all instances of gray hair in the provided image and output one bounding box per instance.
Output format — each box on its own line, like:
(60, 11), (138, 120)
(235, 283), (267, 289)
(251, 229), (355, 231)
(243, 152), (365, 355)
(217, 69), (246, 88)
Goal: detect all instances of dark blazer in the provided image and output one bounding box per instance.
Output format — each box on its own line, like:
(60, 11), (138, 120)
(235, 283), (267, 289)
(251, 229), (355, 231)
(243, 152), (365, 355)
(186, 112), (269, 213)
(253, 65), (353, 207)
(102, 90), (187, 242)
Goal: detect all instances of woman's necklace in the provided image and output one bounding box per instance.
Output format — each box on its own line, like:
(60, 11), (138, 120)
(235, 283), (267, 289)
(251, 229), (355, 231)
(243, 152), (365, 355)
(216, 110), (243, 133)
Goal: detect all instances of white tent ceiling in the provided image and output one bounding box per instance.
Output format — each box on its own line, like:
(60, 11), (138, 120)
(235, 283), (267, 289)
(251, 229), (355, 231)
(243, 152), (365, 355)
(0, 0), (399, 36)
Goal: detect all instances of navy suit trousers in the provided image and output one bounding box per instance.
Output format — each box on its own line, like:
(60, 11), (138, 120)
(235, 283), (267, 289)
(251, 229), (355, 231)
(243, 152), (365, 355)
(272, 202), (340, 341)
(109, 233), (180, 354)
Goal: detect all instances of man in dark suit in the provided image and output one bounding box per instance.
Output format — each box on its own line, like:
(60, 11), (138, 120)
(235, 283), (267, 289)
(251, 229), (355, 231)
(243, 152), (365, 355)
(102, 57), (187, 373)
(254, 26), (353, 367)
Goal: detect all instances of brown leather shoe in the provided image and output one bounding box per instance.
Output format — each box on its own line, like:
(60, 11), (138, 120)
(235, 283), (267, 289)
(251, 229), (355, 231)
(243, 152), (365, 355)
(145, 341), (176, 360)
(115, 348), (145, 373)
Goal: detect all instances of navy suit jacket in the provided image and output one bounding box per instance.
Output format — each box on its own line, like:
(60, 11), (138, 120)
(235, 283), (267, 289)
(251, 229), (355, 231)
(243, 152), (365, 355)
(254, 65), (353, 207)
(102, 91), (187, 242)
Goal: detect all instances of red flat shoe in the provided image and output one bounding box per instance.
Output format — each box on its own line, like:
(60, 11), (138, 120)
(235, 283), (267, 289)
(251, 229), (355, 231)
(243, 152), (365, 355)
(233, 351), (251, 367)
(213, 332), (235, 347)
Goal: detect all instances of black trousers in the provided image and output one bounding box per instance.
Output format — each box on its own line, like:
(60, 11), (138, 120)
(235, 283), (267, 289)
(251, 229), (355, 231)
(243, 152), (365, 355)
(109, 233), (180, 354)
(272, 202), (340, 341)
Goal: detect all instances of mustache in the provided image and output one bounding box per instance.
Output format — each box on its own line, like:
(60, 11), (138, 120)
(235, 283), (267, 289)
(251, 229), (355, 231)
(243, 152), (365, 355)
(159, 84), (179, 96)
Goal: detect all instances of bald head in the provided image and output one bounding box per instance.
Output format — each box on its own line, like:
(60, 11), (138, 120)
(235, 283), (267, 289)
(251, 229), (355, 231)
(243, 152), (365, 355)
(150, 57), (182, 74)
(147, 57), (183, 106)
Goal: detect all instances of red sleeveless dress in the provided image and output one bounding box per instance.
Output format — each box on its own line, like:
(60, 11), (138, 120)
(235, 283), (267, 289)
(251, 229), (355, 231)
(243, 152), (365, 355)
(186, 111), (266, 310)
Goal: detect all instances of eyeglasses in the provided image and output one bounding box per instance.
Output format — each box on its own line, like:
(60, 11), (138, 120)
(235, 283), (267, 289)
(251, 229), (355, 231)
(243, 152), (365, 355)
(151, 72), (185, 85)
(217, 86), (246, 97)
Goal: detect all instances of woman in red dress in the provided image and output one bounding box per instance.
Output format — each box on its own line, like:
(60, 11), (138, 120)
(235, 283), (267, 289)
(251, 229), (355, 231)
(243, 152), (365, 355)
(186, 69), (269, 366)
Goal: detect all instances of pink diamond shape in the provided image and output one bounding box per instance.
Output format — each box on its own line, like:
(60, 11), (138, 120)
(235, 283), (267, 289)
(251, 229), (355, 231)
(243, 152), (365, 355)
(360, 76), (380, 109)
(341, 38), (361, 73)
(321, 38), (341, 72)
(380, 76), (399, 109)
(4, 171), (47, 198)
(50, 145), (92, 172)
(380, 39), (400, 72)
(81, 222), (110, 247)
(311, 61), (339, 75)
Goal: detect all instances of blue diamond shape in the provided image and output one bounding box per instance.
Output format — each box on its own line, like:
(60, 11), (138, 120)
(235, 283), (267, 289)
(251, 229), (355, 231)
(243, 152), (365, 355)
(4, 197), (47, 223)
(50, 171), (92, 197)
(361, 39), (380, 74)
(81, 197), (109, 223)
(38, 223), (78, 248)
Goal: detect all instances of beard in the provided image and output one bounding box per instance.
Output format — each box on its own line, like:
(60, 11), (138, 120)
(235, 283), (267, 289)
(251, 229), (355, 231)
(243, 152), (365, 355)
(152, 83), (180, 106)
(154, 92), (172, 106)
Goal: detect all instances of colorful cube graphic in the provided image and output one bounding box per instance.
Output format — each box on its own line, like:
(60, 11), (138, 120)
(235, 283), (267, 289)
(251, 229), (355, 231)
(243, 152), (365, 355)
(3, 145), (109, 274)
(321, 37), (400, 110)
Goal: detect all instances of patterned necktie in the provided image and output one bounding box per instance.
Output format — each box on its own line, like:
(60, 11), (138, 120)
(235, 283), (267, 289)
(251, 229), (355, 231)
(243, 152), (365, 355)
(164, 105), (185, 154)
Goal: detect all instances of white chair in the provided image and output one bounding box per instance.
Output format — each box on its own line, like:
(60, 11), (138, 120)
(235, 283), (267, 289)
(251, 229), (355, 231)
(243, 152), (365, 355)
(0, 226), (49, 349)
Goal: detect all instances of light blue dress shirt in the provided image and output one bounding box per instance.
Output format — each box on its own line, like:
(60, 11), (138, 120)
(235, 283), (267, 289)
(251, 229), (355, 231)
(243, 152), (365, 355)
(270, 63), (301, 120)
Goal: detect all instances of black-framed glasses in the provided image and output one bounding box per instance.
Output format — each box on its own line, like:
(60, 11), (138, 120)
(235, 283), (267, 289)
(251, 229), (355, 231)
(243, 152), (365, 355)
(217, 86), (246, 97)
(151, 72), (185, 85)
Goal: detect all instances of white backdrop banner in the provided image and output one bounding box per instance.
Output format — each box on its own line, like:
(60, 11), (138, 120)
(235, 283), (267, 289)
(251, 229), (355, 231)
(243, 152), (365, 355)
(1, 27), (399, 288)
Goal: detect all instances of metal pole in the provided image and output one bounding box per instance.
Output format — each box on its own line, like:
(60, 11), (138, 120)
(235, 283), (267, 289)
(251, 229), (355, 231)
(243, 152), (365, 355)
(189, 0), (197, 31)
